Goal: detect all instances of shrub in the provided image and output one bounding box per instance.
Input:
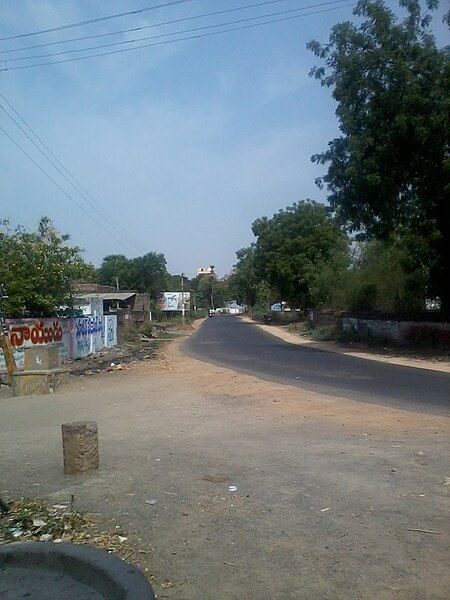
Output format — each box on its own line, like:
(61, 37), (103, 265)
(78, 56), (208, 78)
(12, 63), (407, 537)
(139, 321), (155, 337)
(119, 325), (139, 342)
(310, 325), (336, 341)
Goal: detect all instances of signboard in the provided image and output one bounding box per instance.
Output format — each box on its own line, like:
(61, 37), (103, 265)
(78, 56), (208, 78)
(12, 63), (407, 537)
(157, 292), (190, 312)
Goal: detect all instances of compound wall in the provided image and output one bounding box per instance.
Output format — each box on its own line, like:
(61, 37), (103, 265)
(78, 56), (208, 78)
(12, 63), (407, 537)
(0, 315), (117, 371)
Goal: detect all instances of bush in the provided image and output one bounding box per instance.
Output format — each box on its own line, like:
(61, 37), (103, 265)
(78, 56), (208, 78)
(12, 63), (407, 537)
(119, 325), (139, 342)
(139, 321), (155, 337)
(310, 325), (337, 341)
(406, 325), (450, 352)
(270, 311), (303, 325)
(250, 306), (268, 322)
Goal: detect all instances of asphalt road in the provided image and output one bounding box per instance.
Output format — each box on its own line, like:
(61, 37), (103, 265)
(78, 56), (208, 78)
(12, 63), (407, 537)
(184, 316), (450, 413)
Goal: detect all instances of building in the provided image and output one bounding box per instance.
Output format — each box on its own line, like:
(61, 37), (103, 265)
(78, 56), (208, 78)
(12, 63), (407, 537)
(196, 266), (215, 277)
(72, 284), (151, 328)
(225, 300), (245, 315)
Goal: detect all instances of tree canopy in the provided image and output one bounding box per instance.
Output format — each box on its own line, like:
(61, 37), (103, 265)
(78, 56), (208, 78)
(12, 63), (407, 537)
(250, 200), (349, 308)
(97, 252), (169, 299)
(308, 0), (450, 308)
(228, 246), (260, 306)
(0, 217), (94, 318)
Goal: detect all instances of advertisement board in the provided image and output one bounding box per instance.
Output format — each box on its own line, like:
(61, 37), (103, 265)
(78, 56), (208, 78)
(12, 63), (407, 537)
(157, 292), (190, 312)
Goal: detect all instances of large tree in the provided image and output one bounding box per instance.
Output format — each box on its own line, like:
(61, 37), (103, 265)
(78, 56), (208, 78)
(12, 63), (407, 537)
(308, 0), (449, 308)
(98, 252), (170, 299)
(0, 217), (94, 317)
(251, 200), (349, 308)
(228, 246), (260, 306)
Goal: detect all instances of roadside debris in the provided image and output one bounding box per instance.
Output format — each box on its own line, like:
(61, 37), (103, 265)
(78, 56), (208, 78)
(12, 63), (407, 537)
(320, 507), (330, 512)
(68, 342), (158, 377)
(0, 498), (137, 563)
(202, 474), (229, 483)
(145, 499), (158, 505)
(228, 485), (238, 492)
(408, 528), (443, 535)
(443, 477), (450, 486)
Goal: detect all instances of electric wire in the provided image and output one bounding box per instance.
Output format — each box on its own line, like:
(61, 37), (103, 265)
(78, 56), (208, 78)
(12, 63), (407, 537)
(3, 1), (349, 64)
(1, 4), (354, 71)
(0, 123), (139, 254)
(0, 0), (196, 42)
(0, 91), (144, 253)
(0, 1), (295, 54)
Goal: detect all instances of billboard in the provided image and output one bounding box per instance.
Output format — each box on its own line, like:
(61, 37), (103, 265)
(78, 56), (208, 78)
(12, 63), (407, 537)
(157, 291), (190, 311)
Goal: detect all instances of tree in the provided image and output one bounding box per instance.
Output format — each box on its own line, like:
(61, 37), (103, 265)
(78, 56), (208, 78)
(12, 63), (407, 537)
(308, 0), (450, 308)
(97, 254), (131, 289)
(228, 246), (260, 306)
(97, 252), (170, 299)
(0, 217), (94, 317)
(130, 253), (170, 298)
(251, 200), (349, 308)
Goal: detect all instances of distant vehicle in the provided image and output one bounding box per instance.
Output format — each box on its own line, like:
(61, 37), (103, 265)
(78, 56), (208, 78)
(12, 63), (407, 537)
(208, 309), (215, 318)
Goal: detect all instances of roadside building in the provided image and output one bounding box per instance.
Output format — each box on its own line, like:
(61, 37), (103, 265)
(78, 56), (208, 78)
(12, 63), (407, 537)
(72, 284), (151, 328)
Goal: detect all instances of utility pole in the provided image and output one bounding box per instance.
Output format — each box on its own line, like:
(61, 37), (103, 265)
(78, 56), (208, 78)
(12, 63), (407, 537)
(0, 284), (17, 386)
(180, 272), (185, 326)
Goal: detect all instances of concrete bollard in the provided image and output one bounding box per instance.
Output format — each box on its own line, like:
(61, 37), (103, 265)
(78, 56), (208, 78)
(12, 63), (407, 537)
(61, 421), (99, 475)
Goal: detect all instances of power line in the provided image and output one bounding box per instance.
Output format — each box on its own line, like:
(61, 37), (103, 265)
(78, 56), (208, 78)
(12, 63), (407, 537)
(0, 90), (144, 253)
(1, 4), (354, 71)
(0, 0), (291, 54)
(3, 1), (349, 64)
(0, 122), (139, 255)
(0, 0), (196, 42)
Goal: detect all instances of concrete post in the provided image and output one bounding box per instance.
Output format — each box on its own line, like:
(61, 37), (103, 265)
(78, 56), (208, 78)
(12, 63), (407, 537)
(61, 421), (99, 475)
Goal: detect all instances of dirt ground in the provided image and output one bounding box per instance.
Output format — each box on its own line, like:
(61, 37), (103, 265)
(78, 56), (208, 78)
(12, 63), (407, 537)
(1, 330), (449, 599)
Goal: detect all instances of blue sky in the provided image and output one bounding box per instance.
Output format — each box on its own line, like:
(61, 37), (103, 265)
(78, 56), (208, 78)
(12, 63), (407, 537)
(0, 1), (448, 276)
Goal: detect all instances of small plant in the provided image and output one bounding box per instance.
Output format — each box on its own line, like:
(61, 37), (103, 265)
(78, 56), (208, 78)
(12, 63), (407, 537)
(119, 325), (139, 342)
(139, 321), (155, 337)
(310, 325), (336, 341)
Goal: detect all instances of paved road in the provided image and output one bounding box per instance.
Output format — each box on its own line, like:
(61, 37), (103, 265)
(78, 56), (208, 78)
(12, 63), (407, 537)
(184, 316), (450, 413)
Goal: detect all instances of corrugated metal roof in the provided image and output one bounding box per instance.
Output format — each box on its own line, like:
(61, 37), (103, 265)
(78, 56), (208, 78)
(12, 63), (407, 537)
(74, 292), (135, 301)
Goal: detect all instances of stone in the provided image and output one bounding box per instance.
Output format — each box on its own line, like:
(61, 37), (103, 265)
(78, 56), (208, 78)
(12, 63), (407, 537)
(62, 421), (99, 475)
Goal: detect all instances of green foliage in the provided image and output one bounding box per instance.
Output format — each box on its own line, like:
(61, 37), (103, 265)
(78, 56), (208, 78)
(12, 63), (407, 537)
(269, 311), (302, 325)
(342, 237), (430, 312)
(308, 0), (450, 307)
(190, 274), (230, 309)
(228, 246), (260, 306)
(251, 200), (349, 308)
(309, 325), (337, 341)
(97, 252), (169, 299)
(0, 217), (94, 318)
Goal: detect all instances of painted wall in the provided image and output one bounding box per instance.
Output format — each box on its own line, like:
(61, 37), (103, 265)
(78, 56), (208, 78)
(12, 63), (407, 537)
(104, 315), (118, 348)
(0, 315), (117, 371)
(342, 317), (450, 345)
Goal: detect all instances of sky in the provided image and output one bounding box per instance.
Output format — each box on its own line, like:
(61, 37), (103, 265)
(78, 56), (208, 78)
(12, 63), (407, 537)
(0, 1), (448, 277)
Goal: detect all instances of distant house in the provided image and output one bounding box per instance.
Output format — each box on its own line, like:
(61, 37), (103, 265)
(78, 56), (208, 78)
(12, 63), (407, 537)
(72, 284), (151, 327)
(196, 266), (215, 277)
(225, 300), (245, 315)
